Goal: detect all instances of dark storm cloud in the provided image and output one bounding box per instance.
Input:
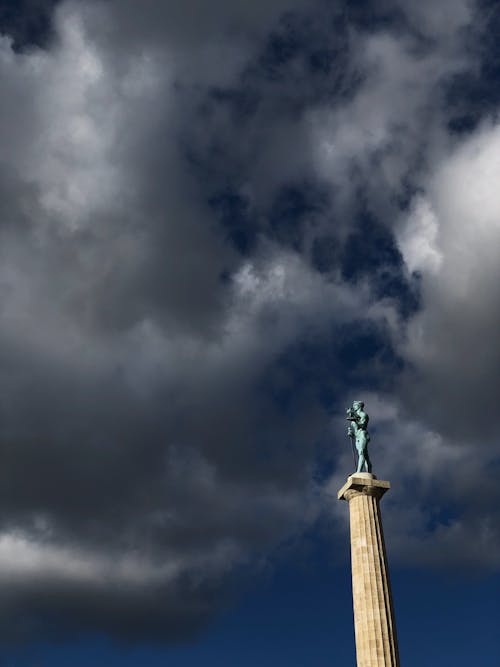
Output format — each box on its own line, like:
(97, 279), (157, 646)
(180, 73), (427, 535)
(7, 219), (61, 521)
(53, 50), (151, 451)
(0, 0), (347, 635)
(0, 0), (498, 645)
(0, 0), (60, 50)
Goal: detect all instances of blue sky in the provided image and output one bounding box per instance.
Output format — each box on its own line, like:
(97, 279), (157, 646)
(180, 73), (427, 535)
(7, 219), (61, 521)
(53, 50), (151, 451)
(1, 563), (499, 666)
(0, 0), (499, 664)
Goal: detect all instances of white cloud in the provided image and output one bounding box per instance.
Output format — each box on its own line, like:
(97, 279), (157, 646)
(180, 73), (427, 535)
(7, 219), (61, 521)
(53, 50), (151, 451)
(397, 119), (500, 441)
(308, 30), (463, 217)
(0, 532), (183, 585)
(396, 196), (442, 274)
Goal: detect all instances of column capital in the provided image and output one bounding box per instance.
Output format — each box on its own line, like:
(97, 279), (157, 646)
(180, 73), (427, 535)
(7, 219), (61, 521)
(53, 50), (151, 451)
(338, 474), (390, 502)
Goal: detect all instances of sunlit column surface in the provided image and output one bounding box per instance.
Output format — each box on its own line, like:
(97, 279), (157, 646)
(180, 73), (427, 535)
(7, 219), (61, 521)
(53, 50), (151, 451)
(338, 473), (400, 667)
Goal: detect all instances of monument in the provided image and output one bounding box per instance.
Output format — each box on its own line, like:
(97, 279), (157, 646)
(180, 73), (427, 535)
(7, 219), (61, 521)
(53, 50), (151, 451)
(338, 401), (400, 667)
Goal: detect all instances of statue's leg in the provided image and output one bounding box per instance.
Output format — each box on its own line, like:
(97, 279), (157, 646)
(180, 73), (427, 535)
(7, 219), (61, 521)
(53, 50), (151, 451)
(356, 451), (365, 473)
(364, 449), (372, 473)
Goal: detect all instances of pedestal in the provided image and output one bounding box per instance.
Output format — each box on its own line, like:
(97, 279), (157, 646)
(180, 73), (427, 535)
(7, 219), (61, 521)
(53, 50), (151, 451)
(338, 473), (400, 667)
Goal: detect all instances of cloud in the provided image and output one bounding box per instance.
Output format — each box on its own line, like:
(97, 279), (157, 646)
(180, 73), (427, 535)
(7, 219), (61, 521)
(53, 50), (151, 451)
(0, 0), (497, 645)
(308, 21), (469, 225)
(0, 1), (380, 637)
(396, 196), (442, 274)
(400, 119), (500, 440)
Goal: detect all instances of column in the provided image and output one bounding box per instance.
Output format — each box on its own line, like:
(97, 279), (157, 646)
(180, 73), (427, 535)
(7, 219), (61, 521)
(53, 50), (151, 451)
(338, 473), (400, 667)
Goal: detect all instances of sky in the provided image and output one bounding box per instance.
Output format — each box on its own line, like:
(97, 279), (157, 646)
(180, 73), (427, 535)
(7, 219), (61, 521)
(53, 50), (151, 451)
(0, 0), (499, 664)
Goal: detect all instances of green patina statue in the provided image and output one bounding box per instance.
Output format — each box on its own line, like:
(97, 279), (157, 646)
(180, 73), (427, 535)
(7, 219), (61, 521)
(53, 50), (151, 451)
(346, 400), (372, 474)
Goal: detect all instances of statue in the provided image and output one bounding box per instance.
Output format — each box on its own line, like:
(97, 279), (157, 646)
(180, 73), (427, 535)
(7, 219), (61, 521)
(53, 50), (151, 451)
(346, 401), (372, 474)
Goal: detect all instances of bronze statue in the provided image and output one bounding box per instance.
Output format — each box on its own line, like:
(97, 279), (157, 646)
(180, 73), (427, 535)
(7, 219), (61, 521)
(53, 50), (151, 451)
(346, 401), (372, 474)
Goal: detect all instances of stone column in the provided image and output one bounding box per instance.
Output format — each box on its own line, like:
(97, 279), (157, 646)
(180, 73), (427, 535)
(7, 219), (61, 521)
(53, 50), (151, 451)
(338, 473), (400, 667)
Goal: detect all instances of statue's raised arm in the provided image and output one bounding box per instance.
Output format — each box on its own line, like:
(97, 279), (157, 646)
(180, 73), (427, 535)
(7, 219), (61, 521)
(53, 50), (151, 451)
(346, 400), (372, 474)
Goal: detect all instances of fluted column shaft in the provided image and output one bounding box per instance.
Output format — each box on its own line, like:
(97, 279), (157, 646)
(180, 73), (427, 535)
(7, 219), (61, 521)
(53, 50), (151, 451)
(338, 475), (400, 667)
